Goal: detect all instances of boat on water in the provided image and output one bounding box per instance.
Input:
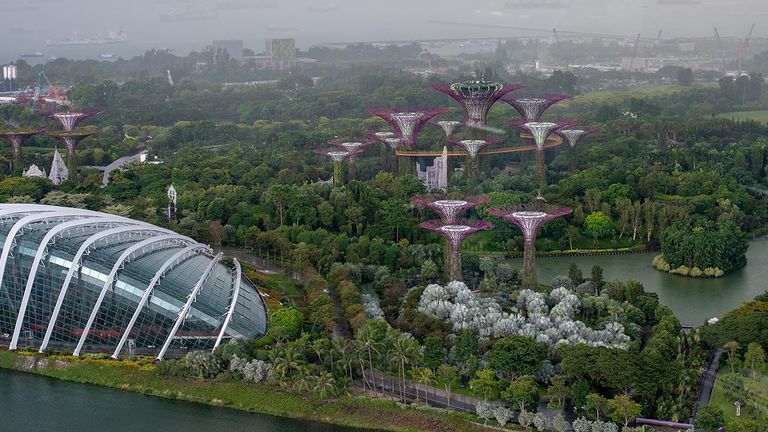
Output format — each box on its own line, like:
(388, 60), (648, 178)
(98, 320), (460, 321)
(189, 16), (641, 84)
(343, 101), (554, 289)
(46, 29), (128, 46)
(20, 52), (45, 58)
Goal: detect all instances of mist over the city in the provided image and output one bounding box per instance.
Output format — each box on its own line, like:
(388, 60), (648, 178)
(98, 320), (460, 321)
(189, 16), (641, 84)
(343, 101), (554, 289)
(0, 0), (765, 62)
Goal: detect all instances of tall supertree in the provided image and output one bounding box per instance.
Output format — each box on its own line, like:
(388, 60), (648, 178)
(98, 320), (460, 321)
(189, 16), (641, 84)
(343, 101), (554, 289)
(46, 128), (96, 177)
(370, 131), (399, 173)
(45, 109), (103, 131)
(450, 136), (504, 159)
(503, 95), (570, 122)
(432, 81), (523, 128)
(488, 201), (572, 288)
(435, 120), (463, 139)
(314, 148), (361, 185)
(329, 138), (375, 181)
(420, 219), (492, 281)
(510, 120), (574, 187)
(556, 127), (600, 170)
(366, 108), (447, 147)
(411, 195), (490, 224)
(0, 129), (40, 172)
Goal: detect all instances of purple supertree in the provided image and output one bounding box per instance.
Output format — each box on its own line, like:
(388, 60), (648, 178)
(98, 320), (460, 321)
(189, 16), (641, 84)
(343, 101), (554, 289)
(46, 109), (103, 131)
(488, 201), (572, 288)
(0, 129), (41, 171)
(503, 95), (570, 122)
(314, 148), (362, 185)
(420, 219), (492, 281)
(328, 138), (376, 180)
(449, 136), (504, 159)
(411, 195), (490, 224)
(433, 81), (523, 128)
(366, 108), (447, 147)
(370, 131), (396, 142)
(556, 127), (600, 170)
(509, 120), (575, 187)
(435, 120), (463, 138)
(46, 128), (96, 176)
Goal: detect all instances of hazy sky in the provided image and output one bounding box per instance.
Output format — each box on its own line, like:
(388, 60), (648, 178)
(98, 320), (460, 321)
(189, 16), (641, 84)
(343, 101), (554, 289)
(0, 0), (765, 62)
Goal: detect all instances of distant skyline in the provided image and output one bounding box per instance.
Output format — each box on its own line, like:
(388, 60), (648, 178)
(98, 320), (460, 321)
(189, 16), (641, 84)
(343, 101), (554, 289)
(0, 0), (765, 63)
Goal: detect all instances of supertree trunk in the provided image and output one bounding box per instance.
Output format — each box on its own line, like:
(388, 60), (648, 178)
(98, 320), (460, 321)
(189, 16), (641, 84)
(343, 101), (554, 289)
(11, 143), (21, 173)
(446, 242), (462, 282)
(569, 147), (576, 171)
(535, 150), (546, 188)
(522, 239), (537, 288)
(333, 161), (343, 185)
(348, 156), (357, 181)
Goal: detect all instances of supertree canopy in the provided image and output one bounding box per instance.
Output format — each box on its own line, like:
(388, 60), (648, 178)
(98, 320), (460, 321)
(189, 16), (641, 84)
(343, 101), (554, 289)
(557, 127), (599, 148)
(510, 120), (574, 187)
(411, 195), (490, 224)
(503, 95), (570, 122)
(557, 127), (600, 170)
(450, 136), (504, 159)
(366, 108), (447, 146)
(420, 219), (492, 281)
(46, 109), (103, 131)
(0, 129), (41, 171)
(436, 120), (463, 138)
(371, 131), (396, 141)
(433, 81), (523, 128)
(46, 128), (97, 176)
(488, 200), (572, 288)
(314, 148), (362, 185)
(329, 138), (376, 152)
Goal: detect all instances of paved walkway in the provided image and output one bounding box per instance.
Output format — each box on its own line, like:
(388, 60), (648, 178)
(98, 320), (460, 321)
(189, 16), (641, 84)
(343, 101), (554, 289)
(690, 348), (723, 423)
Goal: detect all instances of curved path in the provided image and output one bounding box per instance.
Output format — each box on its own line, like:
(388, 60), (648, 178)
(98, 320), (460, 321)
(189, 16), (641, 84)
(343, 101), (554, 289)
(690, 348), (723, 423)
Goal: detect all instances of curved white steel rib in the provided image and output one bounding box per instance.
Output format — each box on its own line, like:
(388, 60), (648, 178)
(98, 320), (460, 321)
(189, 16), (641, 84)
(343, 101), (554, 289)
(111, 243), (211, 359)
(73, 235), (193, 356)
(0, 210), (96, 304)
(157, 252), (223, 360)
(38, 224), (165, 352)
(214, 258), (242, 350)
(10, 217), (118, 349)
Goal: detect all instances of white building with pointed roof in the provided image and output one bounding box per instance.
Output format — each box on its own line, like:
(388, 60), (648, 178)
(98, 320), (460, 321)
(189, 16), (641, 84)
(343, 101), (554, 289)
(23, 164), (46, 179)
(48, 149), (68, 185)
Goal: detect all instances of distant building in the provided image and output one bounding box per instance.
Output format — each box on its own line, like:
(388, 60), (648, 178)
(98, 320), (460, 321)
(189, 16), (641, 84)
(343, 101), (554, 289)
(416, 146), (448, 192)
(266, 38), (296, 63)
(213, 39), (244, 63)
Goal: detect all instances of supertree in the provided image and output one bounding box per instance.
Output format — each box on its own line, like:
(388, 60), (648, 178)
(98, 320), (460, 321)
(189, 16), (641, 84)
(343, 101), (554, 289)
(314, 148), (362, 185)
(366, 108), (447, 147)
(411, 195), (490, 224)
(46, 127), (97, 176)
(45, 109), (103, 131)
(556, 127), (600, 170)
(329, 138), (376, 180)
(435, 120), (463, 139)
(450, 136), (504, 159)
(488, 200), (572, 288)
(0, 129), (41, 172)
(432, 81), (523, 128)
(420, 219), (492, 281)
(503, 95), (570, 122)
(509, 120), (575, 187)
(370, 131), (399, 173)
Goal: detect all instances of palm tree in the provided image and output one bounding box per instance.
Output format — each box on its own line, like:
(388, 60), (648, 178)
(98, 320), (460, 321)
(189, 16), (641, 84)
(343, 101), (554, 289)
(332, 338), (355, 384)
(270, 344), (304, 387)
(437, 365), (458, 408)
(414, 367), (436, 406)
(292, 366), (312, 392)
(723, 340), (741, 373)
(389, 337), (420, 402)
(311, 371), (338, 399)
(310, 338), (329, 367)
(355, 324), (382, 395)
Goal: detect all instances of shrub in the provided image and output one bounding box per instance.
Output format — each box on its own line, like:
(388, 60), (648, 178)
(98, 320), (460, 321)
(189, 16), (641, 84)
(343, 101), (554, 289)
(185, 351), (224, 378)
(155, 359), (192, 378)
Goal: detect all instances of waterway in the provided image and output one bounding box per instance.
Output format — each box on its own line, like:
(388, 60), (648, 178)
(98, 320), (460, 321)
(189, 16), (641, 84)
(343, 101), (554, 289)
(512, 238), (768, 325)
(0, 369), (364, 432)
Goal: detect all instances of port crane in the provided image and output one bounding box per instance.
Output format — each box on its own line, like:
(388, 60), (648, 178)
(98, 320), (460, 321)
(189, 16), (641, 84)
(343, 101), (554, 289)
(737, 23), (755, 76)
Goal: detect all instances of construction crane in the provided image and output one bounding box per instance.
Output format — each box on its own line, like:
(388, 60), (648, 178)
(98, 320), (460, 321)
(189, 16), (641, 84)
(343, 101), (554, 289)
(714, 27), (727, 76)
(737, 23), (756, 76)
(628, 33), (641, 71)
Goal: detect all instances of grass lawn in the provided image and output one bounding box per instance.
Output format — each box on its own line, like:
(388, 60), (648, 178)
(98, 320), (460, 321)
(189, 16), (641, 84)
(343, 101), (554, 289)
(556, 83), (718, 108)
(716, 110), (768, 124)
(708, 368), (762, 421)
